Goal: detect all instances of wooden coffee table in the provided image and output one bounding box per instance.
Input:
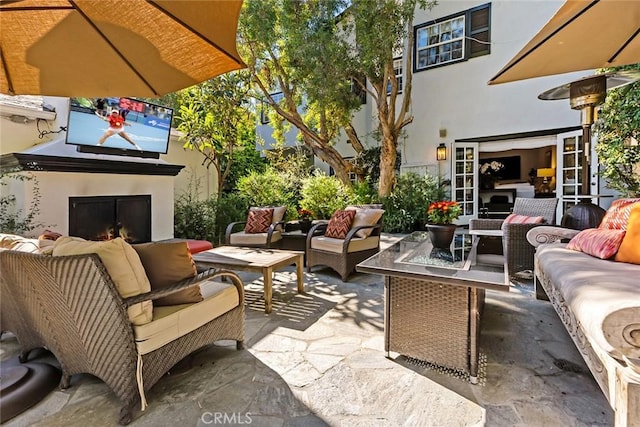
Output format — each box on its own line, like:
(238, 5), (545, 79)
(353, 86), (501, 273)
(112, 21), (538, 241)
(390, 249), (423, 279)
(192, 246), (304, 314)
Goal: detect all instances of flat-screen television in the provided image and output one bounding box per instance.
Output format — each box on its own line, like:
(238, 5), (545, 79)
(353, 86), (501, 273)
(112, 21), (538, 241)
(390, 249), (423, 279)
(65, 97), (173, 159)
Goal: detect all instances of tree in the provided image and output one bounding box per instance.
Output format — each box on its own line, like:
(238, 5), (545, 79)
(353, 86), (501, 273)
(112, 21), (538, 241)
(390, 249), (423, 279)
(348, 0), (435, 196)
(239, 0), (365, 186)
(176, 71), (263, 194)
(239, 0), (435, 197)
(594, 63), (640, 197)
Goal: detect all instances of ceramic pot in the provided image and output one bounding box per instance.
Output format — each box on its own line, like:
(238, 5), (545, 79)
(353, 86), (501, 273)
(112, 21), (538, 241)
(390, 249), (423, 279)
(426, 224), (457, 249)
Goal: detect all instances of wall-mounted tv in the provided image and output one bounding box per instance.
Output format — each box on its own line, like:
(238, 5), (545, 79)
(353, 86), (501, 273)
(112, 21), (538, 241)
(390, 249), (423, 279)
(65, 97), (173, 159)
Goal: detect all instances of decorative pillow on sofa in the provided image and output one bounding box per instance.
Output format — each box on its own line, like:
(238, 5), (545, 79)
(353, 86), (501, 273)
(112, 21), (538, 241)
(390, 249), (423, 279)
(52, 236), (153, 325)
(346, 207), (385, 238)
(599, 198), (640, 230)
(502, 214), (544, 226)
(0, 233), (47, 254)
(566, 228), (626, 260)
(133, 241), (202, 306)
(615, 204), (640, 264)
(244, 208), (274, 233)
(325, 209), (356, 239)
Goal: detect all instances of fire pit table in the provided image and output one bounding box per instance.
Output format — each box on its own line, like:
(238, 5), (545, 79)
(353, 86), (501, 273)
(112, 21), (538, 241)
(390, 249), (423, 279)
(357, 231), (509, 383)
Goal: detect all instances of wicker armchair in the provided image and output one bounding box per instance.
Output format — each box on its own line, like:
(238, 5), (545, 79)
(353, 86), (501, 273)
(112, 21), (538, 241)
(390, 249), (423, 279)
(225, 206), (287, 248)
(306, 207), (384, 281)
(0, 251), (245, 425)
(470, 197), (558, 280)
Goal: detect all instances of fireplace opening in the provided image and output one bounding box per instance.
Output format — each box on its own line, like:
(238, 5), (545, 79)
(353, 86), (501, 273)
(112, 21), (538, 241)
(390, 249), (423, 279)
(69, 195), (151, 243)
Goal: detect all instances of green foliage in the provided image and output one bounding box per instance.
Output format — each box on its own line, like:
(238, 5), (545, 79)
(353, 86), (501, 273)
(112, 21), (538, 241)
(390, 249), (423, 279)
(350, 178), (379, 205)
(299, 171), (354, 219)
(0, 172), (46, 235)
(381, 172), (447, 233)
(236, 167), (297, 218)
(174, 175), (249, 245)
(594, 63), (640, 197)
(175, 71), (259, 193)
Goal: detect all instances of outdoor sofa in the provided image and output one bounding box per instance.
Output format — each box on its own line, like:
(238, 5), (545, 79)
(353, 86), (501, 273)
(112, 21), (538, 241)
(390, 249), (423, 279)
(527, 198), (640, 427)
(0, 233), (245, 425)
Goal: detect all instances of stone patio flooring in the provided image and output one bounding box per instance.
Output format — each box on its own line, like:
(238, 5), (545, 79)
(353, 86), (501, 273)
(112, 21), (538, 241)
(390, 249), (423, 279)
(1, 235), (612, 426)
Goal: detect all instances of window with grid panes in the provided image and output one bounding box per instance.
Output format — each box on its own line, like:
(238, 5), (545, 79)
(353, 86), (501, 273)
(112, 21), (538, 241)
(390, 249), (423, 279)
(386, 57), (403, 95)
(414, 3), (490, 71)
(260, 92), (284, 124)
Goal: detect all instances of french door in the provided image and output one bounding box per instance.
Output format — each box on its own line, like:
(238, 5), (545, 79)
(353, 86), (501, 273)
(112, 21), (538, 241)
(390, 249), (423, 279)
(451, 143), (479, 224)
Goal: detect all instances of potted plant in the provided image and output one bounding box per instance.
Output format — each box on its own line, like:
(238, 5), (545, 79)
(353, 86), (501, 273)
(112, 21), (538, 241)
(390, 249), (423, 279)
(426, 201), (462, 249)
(297, 208), (314, 233)
(479, 161), (504, 189)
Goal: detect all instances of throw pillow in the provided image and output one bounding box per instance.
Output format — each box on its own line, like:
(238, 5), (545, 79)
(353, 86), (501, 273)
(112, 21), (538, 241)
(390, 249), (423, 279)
(566, 228), (626, 260)
(502, 213), (544, 225)
(133, 241), (202, 306)
(346, 207), (385, 238)
(52, 236), (153, 325)
(615, 204), (640, 264)
(599, 198), (640, 230)
(325, 209), (356, 239)
(245, 208), (274, 233)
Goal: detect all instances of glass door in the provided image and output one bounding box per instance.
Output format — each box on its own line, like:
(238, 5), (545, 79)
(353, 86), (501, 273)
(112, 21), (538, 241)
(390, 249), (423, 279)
(556, 130), (583, 220)
(451, 143), (478, 224)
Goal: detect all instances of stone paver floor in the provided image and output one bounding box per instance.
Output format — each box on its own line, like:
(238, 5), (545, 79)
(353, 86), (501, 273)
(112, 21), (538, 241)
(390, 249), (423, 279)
(1, 236), (612, 426)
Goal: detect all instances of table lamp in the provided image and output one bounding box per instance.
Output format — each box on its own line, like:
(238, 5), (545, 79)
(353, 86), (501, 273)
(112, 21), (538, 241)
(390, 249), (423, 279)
(537, 168), (555, 193)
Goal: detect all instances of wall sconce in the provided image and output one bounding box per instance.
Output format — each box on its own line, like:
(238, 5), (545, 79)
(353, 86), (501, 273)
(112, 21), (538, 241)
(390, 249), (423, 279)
(436, 143), (447, 161)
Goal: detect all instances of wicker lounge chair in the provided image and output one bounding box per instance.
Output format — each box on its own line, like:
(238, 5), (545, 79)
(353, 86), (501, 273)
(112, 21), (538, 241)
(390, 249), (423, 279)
(306, 206), (384, 281)
(470, 197), (558, 280)
(0, 250), (245, 425)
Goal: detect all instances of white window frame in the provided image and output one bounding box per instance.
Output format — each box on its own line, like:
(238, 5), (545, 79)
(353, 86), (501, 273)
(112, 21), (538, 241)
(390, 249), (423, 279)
(416, 15), (466, 69)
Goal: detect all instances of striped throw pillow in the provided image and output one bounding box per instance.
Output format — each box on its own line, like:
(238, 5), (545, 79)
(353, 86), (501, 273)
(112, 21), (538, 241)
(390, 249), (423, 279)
(244, 208), (274, 233)
(325, 209), (356, 239)
(503, 213), (544, 225)
(567, 228), (626, 259)
(599, 198), (640, 230)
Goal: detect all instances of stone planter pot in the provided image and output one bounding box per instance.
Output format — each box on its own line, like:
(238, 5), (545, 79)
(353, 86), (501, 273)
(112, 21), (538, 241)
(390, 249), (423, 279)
(426, 224), (457, 249)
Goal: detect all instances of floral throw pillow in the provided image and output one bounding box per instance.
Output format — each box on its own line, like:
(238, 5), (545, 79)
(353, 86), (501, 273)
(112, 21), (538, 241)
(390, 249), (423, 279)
(244, 208), (274, 234)
(599, 198), (640, 230)
(325, 209), (356, 239)
(566, 228), (626, 260)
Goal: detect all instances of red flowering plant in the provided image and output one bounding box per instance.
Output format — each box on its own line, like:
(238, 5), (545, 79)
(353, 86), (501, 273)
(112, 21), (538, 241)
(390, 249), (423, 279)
(297, 208), (314, 221)
(426, 201), (462, 225)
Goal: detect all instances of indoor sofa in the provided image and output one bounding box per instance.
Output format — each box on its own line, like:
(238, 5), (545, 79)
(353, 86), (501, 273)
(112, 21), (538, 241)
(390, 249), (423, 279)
(527, 198), (640, 426)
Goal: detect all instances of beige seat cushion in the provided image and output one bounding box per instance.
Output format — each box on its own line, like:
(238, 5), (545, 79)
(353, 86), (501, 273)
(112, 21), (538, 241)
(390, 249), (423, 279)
(133, 279), (240, 355)
(346, 207), (385, 238)
(229, 230), (282, 246)
(0, 233), (52, 254)
(310, 235), (379, 253)
(52, 236), (153, 326)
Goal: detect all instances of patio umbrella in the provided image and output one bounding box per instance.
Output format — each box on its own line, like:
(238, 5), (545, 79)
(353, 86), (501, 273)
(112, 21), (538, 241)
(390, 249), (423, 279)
(0, 0), (246, 97)
(489, 0), (640, 85)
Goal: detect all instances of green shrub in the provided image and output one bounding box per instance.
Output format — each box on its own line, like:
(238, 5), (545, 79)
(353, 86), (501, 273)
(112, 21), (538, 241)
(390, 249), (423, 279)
(236, 167), (297, 218)
(299, 171), (354, 219)
(381, 172), (447, 233)
(0, 172), (47, 235)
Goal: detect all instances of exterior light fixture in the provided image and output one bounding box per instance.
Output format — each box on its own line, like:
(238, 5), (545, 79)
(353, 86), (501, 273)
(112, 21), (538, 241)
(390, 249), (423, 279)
(436, 143), (447, 161)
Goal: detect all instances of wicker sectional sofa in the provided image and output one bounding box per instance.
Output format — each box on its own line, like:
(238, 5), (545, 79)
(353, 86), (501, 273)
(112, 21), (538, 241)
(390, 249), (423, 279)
(528, 226), (640, 426)
(0, 234), (245, 425)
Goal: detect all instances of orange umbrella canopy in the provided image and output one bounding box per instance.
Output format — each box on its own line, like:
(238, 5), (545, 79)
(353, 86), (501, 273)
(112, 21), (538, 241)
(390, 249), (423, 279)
(490, 0), (640, 85)
(0, 0), (246, 97)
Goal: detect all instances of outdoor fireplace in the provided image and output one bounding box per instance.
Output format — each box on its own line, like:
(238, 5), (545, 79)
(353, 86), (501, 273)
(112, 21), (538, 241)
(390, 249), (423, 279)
(69, 195), (152, 243)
